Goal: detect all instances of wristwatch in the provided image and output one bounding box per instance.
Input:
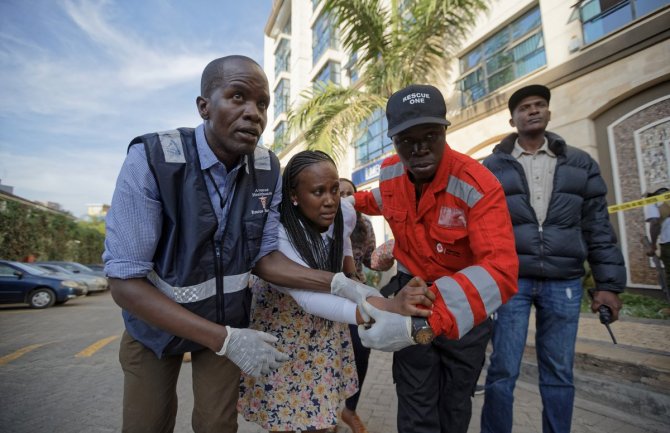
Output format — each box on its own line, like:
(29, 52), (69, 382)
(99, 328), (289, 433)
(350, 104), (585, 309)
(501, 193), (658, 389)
(411, 316), (435, 345)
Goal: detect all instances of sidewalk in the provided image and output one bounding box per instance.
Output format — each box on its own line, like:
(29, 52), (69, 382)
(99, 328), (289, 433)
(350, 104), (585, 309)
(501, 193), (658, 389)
(237, 313), (670, 433)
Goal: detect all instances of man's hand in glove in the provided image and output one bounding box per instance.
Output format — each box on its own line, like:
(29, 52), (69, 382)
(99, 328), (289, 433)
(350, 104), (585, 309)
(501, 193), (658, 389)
(217, 326), (289, 377)
(331, 272), (382, 321)
(331, 272), (382, 304)
(357, 301), (415, 352)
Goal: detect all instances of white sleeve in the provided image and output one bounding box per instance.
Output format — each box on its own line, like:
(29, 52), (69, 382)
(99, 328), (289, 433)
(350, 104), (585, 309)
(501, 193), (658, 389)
(644, 204), (660, 221)
(278, 287), (358, 324)
(341, 199), (356, 258)
(273, 223), (358, 324)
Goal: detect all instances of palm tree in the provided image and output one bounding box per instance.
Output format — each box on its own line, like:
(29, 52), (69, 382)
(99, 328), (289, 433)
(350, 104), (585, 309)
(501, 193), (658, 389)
(289, 0), (488, 160)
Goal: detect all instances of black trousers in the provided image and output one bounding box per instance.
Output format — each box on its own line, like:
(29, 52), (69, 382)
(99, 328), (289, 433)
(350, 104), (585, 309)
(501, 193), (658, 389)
(385, 272), (492, 433)
(345, 323), (371, 411)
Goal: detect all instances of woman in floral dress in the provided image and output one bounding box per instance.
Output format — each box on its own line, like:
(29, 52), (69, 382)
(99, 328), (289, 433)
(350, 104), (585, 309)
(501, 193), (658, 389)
(239, 151), (371, 432)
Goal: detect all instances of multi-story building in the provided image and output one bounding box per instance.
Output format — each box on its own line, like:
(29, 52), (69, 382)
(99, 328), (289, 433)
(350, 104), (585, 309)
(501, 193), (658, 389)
(263, 0), (670, 291)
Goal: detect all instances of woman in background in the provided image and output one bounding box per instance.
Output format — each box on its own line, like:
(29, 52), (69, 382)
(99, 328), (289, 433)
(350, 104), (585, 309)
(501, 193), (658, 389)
(338, 178), (376, 433)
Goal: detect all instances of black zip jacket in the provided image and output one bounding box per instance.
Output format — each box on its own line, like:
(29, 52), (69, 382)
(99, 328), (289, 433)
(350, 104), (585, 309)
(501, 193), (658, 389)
(483, 131), (626, 292)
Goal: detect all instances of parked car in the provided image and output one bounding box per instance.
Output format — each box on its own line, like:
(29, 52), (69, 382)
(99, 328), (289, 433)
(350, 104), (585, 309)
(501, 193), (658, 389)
(38, 261), (108, 290)
(34, 263), (107, 294)
(22, 263), (89, 296)
(39, 261), (106, 278)
(85, 264), (105, 272)
(0, 260), (86, 308)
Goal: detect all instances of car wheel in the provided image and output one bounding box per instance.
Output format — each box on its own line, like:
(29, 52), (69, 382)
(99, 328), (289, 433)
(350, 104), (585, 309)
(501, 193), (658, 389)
(29, 288), (56, 309)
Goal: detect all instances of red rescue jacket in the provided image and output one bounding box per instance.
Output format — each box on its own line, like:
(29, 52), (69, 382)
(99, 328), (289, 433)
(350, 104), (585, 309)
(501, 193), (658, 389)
(354, 143), (518, 339)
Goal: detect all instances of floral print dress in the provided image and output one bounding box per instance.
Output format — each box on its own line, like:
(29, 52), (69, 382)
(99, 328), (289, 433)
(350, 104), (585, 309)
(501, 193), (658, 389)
(238, 280), (358, 431)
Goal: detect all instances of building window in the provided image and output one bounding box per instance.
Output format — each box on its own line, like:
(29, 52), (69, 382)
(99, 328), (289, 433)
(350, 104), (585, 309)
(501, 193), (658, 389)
(274, 79), (290, 116)
(355, 109), (391, 165)
(456, 7), (546, 108)
(312, 12), (338, 65)
(275, 38), (291, 76)
(273, 121), (289, 153)
(313, 61), (340, 91)
(282, 18), (291, 35)
(579, 0), (669, 45)
(345, 52), (359, 84)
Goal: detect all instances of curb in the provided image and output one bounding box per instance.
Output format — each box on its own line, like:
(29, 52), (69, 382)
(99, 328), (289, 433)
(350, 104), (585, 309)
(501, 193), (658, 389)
(520, 337), (670, 426)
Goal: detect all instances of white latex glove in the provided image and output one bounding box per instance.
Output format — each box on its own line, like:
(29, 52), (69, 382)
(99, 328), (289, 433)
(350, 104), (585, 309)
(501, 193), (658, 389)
(330, 272), (383, 321)
(357, 301), (415, 352)
(216, 326), (290, 377)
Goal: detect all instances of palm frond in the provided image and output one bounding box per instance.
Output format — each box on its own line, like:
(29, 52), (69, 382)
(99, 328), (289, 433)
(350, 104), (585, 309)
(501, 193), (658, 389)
(288, 84), (386, 161)
(290, 0), (490, 155)
(322, 0), (390, 68)
(394, 0), (488, 82)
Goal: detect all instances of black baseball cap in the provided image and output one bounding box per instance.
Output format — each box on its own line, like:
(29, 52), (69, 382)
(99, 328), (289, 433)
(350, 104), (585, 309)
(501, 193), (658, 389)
(508, 84), (551, 113)
(386, 84), (451, 138)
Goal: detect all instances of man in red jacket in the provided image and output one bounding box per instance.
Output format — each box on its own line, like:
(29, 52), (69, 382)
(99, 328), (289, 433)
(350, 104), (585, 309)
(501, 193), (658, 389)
(354, 84), (518, 433)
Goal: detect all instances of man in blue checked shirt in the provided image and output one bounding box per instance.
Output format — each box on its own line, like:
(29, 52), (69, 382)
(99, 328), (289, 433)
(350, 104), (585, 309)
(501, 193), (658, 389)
(104, 55), (432, 433)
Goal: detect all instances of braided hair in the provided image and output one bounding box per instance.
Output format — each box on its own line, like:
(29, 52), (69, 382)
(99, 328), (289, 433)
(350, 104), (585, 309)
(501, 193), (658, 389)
(280, 151), (344, 273)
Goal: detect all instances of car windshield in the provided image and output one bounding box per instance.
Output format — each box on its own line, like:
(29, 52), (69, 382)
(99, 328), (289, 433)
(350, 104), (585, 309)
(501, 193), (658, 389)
(60, 262), (94, 272)
(37, 265), (70, 274)
(13, 262), (48, 275)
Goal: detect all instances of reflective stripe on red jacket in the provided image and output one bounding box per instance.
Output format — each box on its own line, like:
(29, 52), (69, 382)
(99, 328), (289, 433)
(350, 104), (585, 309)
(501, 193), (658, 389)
(354, 143), (518, 339)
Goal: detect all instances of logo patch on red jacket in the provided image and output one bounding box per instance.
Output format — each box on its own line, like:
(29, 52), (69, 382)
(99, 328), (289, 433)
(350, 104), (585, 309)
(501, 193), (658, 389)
(438, 206), (467, 228)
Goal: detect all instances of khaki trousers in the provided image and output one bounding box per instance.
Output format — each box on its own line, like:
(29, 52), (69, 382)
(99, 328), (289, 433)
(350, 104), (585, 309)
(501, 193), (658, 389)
(119, 331), (240, 433)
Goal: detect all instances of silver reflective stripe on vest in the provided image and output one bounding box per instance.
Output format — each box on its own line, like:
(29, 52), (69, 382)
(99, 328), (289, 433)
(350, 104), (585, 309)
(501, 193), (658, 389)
(249, 144), (272, 171)
(147, 271), (250, 304)
(372, 187), (383, 210)
(157, 130), (186, 163)
(434, 275), (474, 339)
(459, 265), (502, 316)
(446, 175), (482, 208)
(380, 162), (404, 182)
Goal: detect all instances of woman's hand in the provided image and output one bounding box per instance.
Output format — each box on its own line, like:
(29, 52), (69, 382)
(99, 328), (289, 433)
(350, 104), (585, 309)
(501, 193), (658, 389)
(366, 277), (434, 318)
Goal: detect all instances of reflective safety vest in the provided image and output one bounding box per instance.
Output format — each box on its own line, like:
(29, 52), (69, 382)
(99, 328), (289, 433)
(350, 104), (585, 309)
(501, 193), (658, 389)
(354, 144), (518, 339)
(124, 128), (280, 357)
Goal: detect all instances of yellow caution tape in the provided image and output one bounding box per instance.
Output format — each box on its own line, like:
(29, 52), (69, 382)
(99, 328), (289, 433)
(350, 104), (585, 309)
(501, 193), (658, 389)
(608, 192), (670, 213)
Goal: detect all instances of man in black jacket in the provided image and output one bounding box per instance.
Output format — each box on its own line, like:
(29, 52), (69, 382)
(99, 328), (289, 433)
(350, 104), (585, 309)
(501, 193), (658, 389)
(480, 84), (626, 433)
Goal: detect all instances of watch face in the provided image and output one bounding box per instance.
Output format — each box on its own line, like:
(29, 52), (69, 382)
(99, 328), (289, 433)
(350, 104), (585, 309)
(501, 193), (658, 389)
(414, 327), (435, 345)
(411, 317), (435, 345)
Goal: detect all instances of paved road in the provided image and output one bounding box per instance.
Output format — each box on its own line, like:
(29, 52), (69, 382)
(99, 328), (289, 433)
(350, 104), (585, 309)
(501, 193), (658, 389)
(0, 292), (125, 432)
(0, 292), (667, 433)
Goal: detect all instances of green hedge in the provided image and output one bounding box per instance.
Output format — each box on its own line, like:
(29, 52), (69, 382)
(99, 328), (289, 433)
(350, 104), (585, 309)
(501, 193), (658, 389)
(0, 198), (105, 264)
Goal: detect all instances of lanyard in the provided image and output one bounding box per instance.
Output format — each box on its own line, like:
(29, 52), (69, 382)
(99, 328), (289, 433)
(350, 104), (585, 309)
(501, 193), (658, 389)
(205, 169), (225, 209)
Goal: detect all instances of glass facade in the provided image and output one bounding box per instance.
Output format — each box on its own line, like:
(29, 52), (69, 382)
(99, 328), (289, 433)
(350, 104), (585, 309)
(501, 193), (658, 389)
(346, 52), (359, 84)
(273, 121), (288, 153)
(274, 78), (290, 116)
(313, 61), (341, 91)
(355, 109), (391, 165)
(580, 0), (669, 45)
(312, 12), (338, 65)
(456, 7), (546, 108)
(274, 38), (291, 76)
